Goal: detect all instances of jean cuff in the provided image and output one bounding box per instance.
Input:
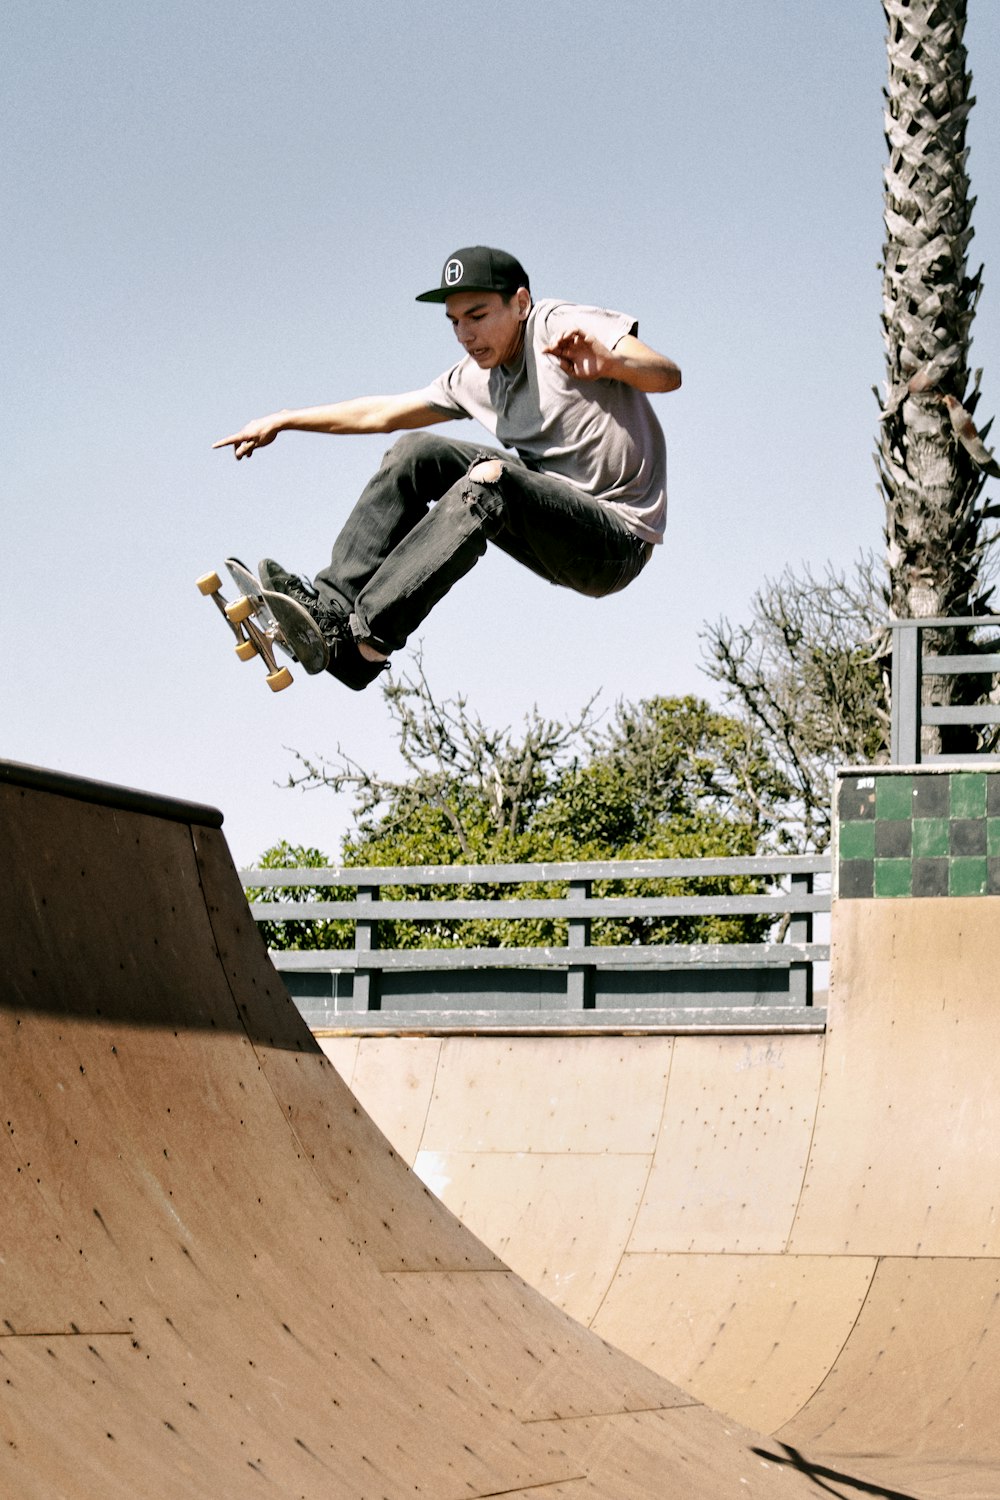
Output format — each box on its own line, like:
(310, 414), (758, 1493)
(348, 611), (391, 656)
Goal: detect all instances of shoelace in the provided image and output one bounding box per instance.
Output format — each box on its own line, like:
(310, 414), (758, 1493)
(312, 603), (353, 644)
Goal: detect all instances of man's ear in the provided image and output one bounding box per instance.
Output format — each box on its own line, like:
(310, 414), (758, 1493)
(516, 287), (531, 320)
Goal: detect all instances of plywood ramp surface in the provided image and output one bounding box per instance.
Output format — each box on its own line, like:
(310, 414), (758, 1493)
(593, 1253), (877, 1436)
(0, 766), (825, 1499)
(790, 898), (1000, 1257)
(774, 896), (1000, 1494)
(335, 893), (1000, 1499)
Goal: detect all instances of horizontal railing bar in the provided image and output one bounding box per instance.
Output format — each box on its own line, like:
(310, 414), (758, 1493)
(250, 892), (830, 923)
(241, 855), (831, 888)
(922, 706), (1000, 726)
(922, 752), (1000, 764)
(922, 654), (1000, 674)
(271, 942), (829, 973)
(311, 1007), (829, 1036)
(888, 616), (1000, 630)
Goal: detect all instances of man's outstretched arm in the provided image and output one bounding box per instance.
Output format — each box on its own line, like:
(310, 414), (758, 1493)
(543, 331), (681, 393)
(213, 391), (451, 460)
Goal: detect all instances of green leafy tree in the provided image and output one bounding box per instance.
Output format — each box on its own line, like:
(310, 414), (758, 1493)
(530, 695), (791, 946)
(245, 842), (353, 952)
(257, 666), (795, 951)
(285, 652), (597, 857)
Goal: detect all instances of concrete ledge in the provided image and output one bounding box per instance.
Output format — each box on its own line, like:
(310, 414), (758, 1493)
(310, 1005), (828, 1036)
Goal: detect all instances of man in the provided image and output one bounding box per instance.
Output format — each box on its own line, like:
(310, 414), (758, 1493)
(214, 246), (681, 690)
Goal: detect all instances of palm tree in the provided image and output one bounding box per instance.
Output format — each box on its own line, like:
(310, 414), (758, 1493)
(878, 0), (999, 753)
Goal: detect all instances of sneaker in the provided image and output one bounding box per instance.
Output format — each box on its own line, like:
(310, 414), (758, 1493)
(258, 557), (389, 691)
(257, 558), (320, 610)
(326, 638), (391, 693)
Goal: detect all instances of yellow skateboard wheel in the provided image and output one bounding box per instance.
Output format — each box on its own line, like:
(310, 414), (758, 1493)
(225, 595), (254, 624)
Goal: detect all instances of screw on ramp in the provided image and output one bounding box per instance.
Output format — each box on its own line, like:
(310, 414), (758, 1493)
(0, 758), (848, 1499)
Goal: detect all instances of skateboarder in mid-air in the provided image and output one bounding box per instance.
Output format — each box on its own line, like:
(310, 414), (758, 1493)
(214, 246), (681, 690)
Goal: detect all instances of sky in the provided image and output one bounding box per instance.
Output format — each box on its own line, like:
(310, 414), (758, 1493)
(5, 1), (1000, 867)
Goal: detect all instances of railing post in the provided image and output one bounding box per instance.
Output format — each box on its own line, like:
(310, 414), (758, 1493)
(891, 623), (922, 764)
(353, 885), (380, 1011)
(787, 872), (813, 1008)
(565, 879), (594, 1010)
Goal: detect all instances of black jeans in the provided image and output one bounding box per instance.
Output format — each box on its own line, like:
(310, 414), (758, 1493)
(312, 431), (653, 654)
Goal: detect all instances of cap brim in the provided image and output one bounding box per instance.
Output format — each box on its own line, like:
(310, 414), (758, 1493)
(415, 283), (512, 304)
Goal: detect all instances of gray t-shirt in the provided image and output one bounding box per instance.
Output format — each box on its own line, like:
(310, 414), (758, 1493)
(417, 299), (668, 544)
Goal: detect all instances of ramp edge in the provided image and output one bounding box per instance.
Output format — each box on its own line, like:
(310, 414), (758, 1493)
(0, 758), (224, 829)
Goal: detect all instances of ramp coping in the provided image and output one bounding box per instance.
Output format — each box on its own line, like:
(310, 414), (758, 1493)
(0, 758), (224, 829)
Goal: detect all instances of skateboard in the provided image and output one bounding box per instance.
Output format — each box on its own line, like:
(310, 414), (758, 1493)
(196, 558), (328, 692)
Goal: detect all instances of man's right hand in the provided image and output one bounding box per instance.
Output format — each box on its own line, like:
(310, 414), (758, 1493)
(212, 413), (286, 460)
(213, 393), (451, 454)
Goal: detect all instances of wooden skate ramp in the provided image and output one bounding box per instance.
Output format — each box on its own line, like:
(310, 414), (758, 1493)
(328, 769), (1000, 1500)
(0, 759), (839, 1499)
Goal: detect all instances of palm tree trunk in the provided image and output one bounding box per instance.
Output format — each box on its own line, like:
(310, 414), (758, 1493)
(878, 0), (996, 755)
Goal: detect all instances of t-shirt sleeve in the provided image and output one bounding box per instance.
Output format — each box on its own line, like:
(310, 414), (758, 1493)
(412, 362), (473, 419)
(540, 302), (638, 351)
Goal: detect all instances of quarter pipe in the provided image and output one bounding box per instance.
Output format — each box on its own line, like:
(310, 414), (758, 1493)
(1, 758), (841, 1499)
(323, 768), (1000, 1500)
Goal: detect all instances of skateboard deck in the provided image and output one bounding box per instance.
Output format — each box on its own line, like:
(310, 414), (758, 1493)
(196, 557), (329, 692)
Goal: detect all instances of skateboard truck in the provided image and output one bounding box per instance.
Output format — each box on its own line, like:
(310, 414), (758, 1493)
(196, 571), (294, 692)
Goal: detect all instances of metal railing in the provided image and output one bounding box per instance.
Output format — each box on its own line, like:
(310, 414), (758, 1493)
(891, 616), (1000, 763)
(241, 855), (831, 1034)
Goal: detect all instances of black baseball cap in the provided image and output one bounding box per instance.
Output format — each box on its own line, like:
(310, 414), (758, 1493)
(415, 245), (530, 303)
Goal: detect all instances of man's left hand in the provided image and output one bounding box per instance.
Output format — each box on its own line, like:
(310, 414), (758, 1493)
(543, 328), (613, 382)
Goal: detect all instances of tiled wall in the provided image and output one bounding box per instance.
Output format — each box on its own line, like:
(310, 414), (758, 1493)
(837, 769), (1000, 898)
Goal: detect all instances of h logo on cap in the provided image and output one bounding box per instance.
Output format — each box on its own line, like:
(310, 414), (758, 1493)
(444, 258), (464, 285)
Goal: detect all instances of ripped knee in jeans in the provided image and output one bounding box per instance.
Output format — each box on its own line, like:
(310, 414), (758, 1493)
(466, 457), (505, 485)
(454, 456), (507, 530)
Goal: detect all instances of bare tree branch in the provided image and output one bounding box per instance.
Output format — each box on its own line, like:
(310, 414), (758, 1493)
(283, 645), (600, 855)
(702, 555), (890, 850)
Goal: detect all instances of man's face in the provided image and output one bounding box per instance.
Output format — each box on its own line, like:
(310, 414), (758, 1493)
(445, 288), (529, 369)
